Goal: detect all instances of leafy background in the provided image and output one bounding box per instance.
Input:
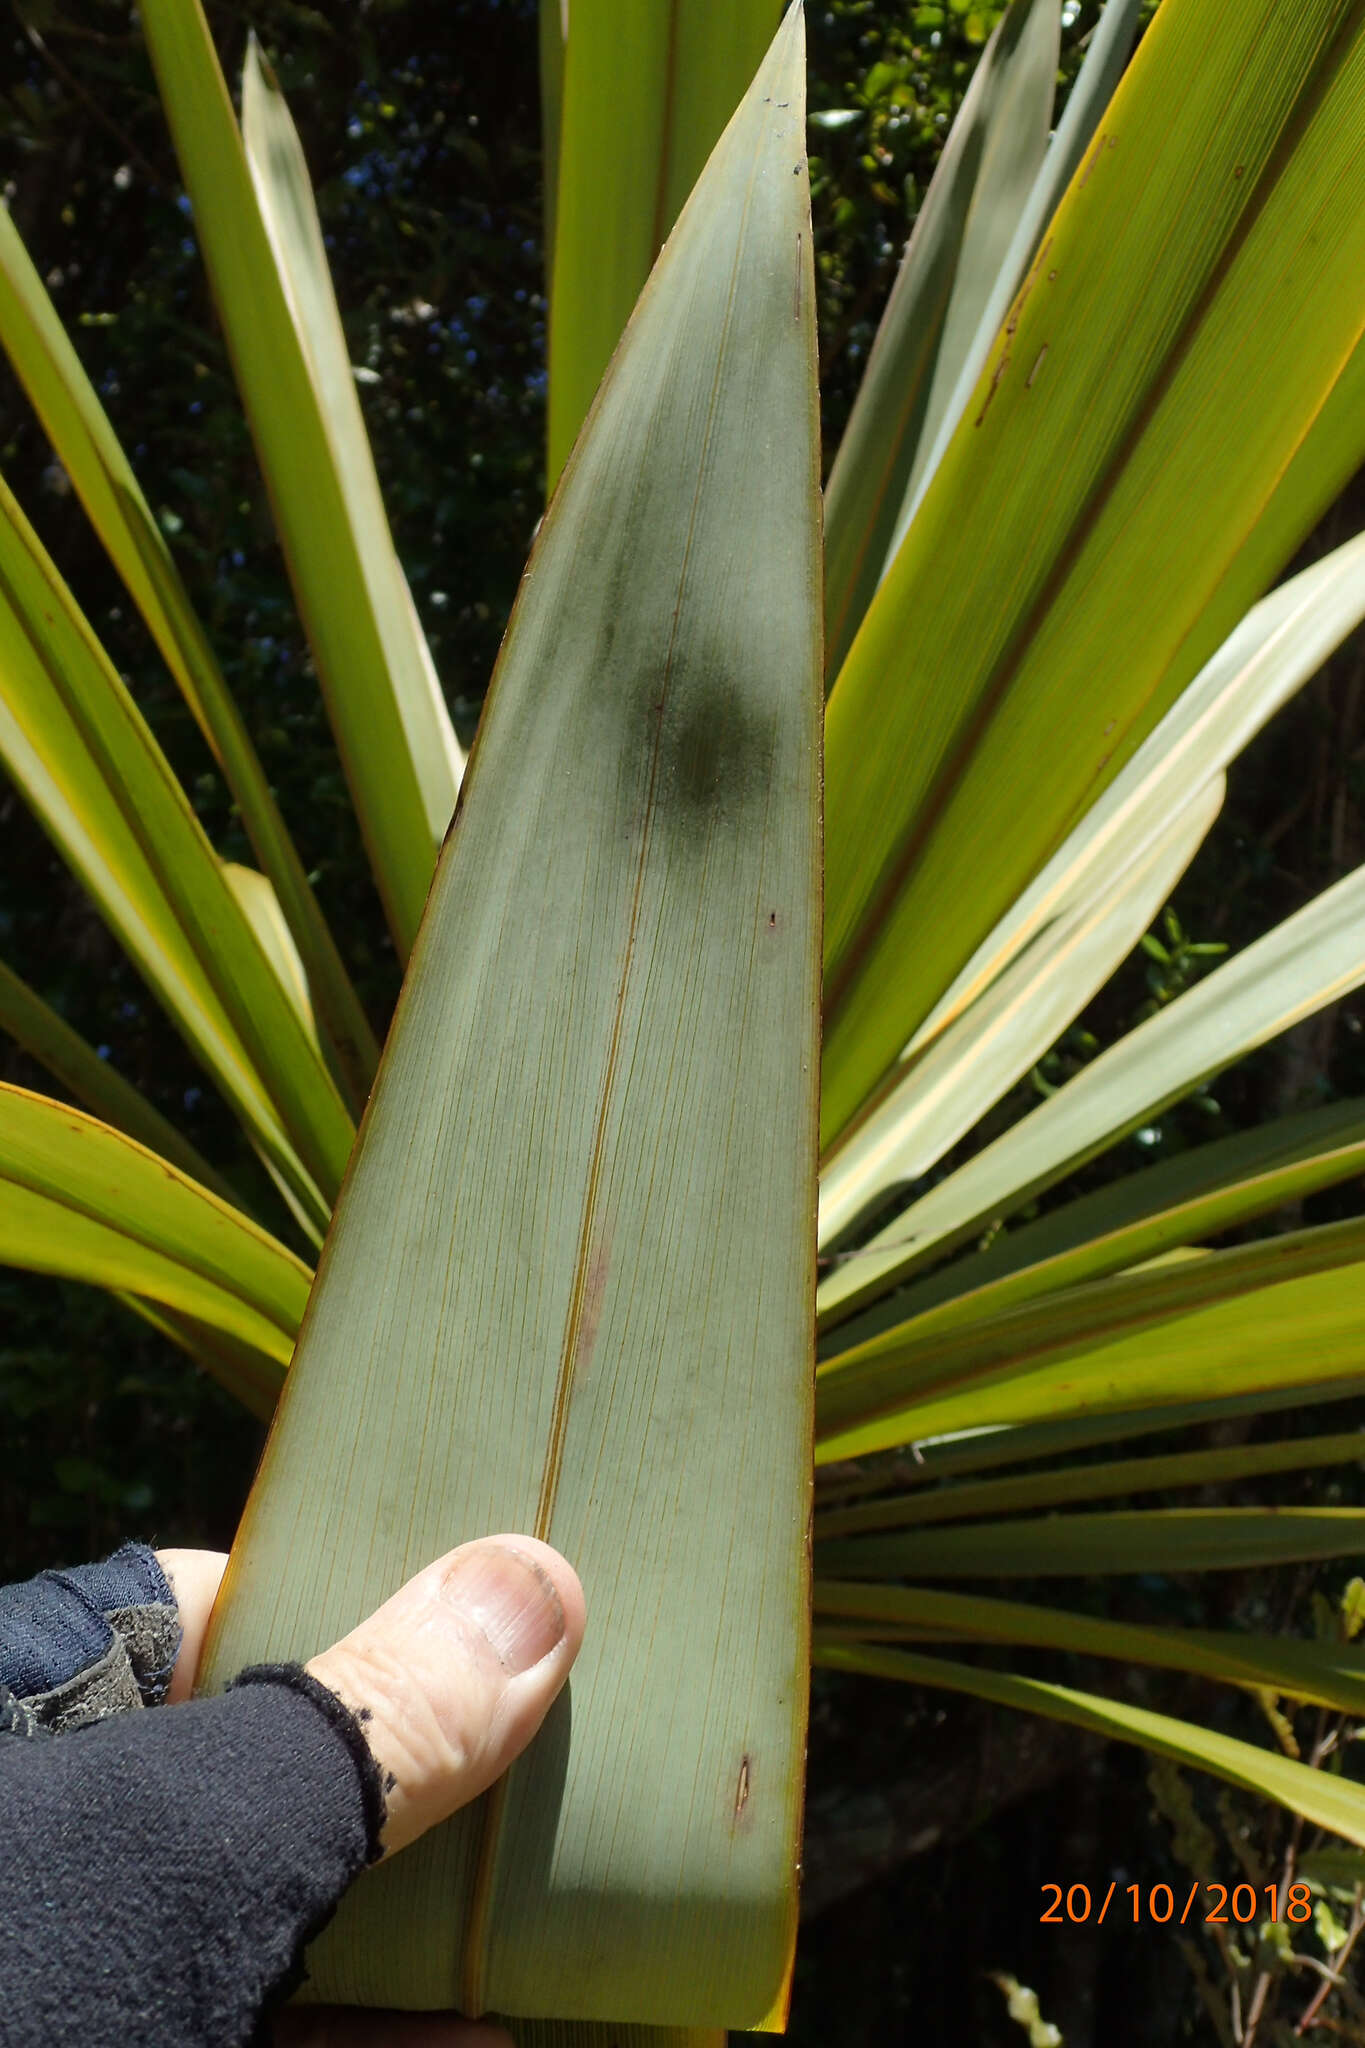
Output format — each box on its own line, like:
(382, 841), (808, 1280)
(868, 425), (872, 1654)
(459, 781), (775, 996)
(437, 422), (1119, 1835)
(0, 1), (1361, 2040)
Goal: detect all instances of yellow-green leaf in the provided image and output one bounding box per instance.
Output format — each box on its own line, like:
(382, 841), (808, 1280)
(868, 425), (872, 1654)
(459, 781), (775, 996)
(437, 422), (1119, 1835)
(0, 955), (236, 1204)
(0, 473), (350, 1229)
(137, 0), (461, 956)
(824, 0), (1060, 675)
(819, 861), (1365, 1330)
(814, 1428), (1365, 1536)
(815, 1639), (1365, 1847)
(546, 0), (782, 486)
(823, 0), (1365, 1143)
(0, 1084), (305, 1380)
(814, 1581), (1365, 1716)
(0, 199), (378, 1107)
(819, 1506), (1365, 1580)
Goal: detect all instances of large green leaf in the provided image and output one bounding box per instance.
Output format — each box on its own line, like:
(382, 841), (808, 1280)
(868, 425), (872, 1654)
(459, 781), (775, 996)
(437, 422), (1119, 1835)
(822, 0), (1060, 677)
(819, 859), (1365, 1329)
(545, 0), (781, 486)
(818, 532), (1365, 1250)
(819, 1213), (1365, 1452)
(819, 1506), (1365, 1579)
(137, 0), (462, 956)
(0, 1084), (304, 1383)
(822, 0), (1365, 1143)
(818, 1228), (1365, 1463)
(0, 956), (236, 1204)
(820, 1376), (1365, 1499)
(882, 0), (1145, 562)
(814, 1640), (1365, 1847)
(819, 782), (1219, 1245)
(826, 1093), (1365, 1359)
(201, 12), (819, 2029)
(0, 201), (378, 1106)
(814, 1428), (1365, 1536)
(813, 1581), (1365, 1716)
(0, 473), (351, 1231)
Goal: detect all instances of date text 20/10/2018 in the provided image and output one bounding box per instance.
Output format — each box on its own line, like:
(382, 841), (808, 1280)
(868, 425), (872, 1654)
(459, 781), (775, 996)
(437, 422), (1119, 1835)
(1041, 1882), (1312, 1926)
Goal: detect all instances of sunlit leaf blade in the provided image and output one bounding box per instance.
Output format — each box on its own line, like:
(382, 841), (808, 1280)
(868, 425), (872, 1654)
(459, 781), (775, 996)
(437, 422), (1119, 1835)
(0, 954), (237, 1204)
(818, 861), (1365, 1329)
(822, 0), (1365, 1144)
(824, 1376), (1365, 1494)
(883, 0), (1144, 560)
(818, 1213), (1365, 1456)
(823, 0), (1060, 677)
(546, 0), (782, 486)
(821, 529), (1365, 1249)
(819, 1229), (1365, 1464)
(818, 779), (1219, 1247)
(820, 1506), (1365, 1580)
(815, 1640), (1365, 1846)
(222, 861), (316, 1047)
(814, 1429), (1365, 1536)
(136, 0), (459, 957)
(202, 13), (819, 2029)
(0, 475), (350, 1227)
(241, 38), (465, 865)
(843, 1634), (1365, 1835)
(538, 0), (567, 288)
(827, 1093), (1365, 1359)
(0, 1084), (305, 1379)
(813, 1582), (1365, 1716)
(0, 202), (378, 1108)
(1163, 334), (1365, 699)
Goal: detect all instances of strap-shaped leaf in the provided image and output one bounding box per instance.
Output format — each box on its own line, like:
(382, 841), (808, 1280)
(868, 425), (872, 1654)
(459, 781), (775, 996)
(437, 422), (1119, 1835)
(820, 1506), (1365, 1580)
(880, 0), (1145, 569)
(823, 0), (1060, 676)
(819, 531), (1365, 1249)
(814, 1582), (1365, 1717)
(0, 1084), (305, 1377)
(823, 0), (1365, 1143)
(819, 860), (1365, 1328)
(0, 475), (351, 1229)
(819, 1229), (1365, 1463)
(0, 201), (377, 1105)
(0, 955), (236, 1204)
(201, 11), (819, 2029)
(814, 1428), (1365, 1536)
(240, 38), (465, 872)
(546, 0), (782, 485)
(818, 780), (1219, 1246)
(828, 1092), (1365, 1359)
(137, 0), (461, 956)
(815, 1640), (1365, 1848)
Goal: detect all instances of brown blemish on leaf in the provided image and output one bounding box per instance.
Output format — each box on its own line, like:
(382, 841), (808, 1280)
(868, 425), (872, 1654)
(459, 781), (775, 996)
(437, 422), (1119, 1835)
(569, 1236), (611, 1386)
(1079, 132), (1107, 187)
(733, 1754), (752, 1828)
(974, 352), (1010, 428)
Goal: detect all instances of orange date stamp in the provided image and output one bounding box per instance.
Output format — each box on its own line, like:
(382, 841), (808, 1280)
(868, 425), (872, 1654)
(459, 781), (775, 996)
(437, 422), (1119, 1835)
(1041, 1881), (1313, 1926)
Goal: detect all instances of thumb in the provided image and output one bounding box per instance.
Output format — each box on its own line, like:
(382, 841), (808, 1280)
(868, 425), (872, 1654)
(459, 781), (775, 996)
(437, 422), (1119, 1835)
(306, 1537), (584, 1857)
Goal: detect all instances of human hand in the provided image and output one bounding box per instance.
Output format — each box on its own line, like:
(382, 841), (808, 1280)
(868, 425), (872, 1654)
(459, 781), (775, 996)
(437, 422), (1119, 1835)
(157, 1538), (585, 2047)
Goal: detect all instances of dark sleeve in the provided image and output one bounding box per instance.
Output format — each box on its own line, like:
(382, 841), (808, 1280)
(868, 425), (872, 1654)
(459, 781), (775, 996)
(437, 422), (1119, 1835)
(0, 1662), (386, 2048)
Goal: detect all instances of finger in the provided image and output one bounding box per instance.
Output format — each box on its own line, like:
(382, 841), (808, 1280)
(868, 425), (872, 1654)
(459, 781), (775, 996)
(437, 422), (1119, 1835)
(306, 1536), (585, 1857)
(273, 2009), (513, 2047)
(155, 1548), (229, 1702)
